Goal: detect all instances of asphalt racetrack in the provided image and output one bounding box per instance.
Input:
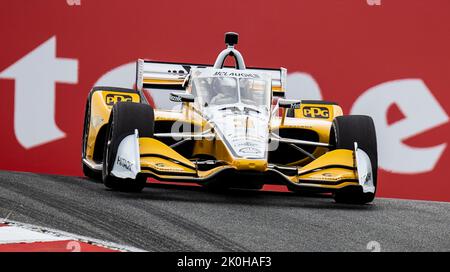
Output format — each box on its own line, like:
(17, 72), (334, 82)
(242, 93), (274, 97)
(0, 171), (449, 252)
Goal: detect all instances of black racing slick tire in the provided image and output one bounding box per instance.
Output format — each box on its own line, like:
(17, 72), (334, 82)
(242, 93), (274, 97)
(330, 115), (378, 204)
(102, 102), (154, 192)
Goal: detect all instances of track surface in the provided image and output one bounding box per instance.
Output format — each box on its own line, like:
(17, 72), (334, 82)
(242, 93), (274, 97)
(0, 171), (449, 252)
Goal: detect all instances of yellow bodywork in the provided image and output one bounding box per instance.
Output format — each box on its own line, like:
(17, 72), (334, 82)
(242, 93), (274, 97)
(84, 89), (141, 162)
(83, 87), (359, 191)
(136, 135), (358, 188)
(139, 138), (196, 175)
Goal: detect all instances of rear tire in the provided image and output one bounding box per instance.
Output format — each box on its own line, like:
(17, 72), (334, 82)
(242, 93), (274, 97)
(330, 115), (378, 204)
(102, 102), (154, 192)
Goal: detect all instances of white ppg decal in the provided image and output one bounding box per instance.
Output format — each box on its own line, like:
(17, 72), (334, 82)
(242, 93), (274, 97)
(0, 36), (78, 149)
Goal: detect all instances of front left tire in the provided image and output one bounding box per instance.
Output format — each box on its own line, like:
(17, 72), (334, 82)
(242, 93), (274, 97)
(102, 102), (154, 192)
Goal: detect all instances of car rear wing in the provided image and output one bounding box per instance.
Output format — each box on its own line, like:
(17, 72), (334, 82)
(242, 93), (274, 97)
(136, 59), (287, 97)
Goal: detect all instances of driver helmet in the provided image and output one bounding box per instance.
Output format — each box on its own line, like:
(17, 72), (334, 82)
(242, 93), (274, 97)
(213, 77), (236, 96)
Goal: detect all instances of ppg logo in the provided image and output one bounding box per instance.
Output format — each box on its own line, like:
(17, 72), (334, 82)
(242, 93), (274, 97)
(105, 94), (133, 105)
(302, 106), (330, 119)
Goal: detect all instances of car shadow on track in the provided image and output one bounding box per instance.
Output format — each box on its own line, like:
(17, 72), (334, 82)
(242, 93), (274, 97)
(103, 181), (379, 211)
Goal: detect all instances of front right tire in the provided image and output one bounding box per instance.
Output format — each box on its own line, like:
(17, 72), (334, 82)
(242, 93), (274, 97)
(330, 115), (378, 204)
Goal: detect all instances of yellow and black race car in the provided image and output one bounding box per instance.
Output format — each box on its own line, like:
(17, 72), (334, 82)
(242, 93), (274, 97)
(82, 32), (378, 204)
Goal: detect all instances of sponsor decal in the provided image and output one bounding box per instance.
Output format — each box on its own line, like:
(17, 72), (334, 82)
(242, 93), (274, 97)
(169, 94), (182, 102)
(105, 94), (133, 105)
(239, 147), (260, 154)
(116, 156), (133, 171)
(153, 162), (184, 172)
(364, 172), (372, 183)
(290, 102), (301, 109)
(213, 71), (258, 78)
(311, 175), (339, 181)
(302, 106), (330, 119)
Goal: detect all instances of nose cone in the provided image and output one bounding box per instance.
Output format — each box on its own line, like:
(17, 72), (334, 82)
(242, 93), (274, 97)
(214, 112), (269, 160)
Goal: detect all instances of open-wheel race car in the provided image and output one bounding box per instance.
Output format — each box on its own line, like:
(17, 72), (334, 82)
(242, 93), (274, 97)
(82, 32), (378, 204)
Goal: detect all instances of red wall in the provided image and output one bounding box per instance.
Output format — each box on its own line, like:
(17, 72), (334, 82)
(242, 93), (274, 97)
(1, 0), (449, 201)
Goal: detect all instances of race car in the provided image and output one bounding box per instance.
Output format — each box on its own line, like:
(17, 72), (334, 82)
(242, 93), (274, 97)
(82, 32), (378, 204)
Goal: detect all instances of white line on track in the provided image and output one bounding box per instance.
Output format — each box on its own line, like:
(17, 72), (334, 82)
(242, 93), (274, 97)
(0, 219), (146, 252)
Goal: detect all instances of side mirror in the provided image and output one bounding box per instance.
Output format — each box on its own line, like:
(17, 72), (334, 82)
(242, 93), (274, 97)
(278, 99), (301, 109)
(170, 92), (195, 103)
